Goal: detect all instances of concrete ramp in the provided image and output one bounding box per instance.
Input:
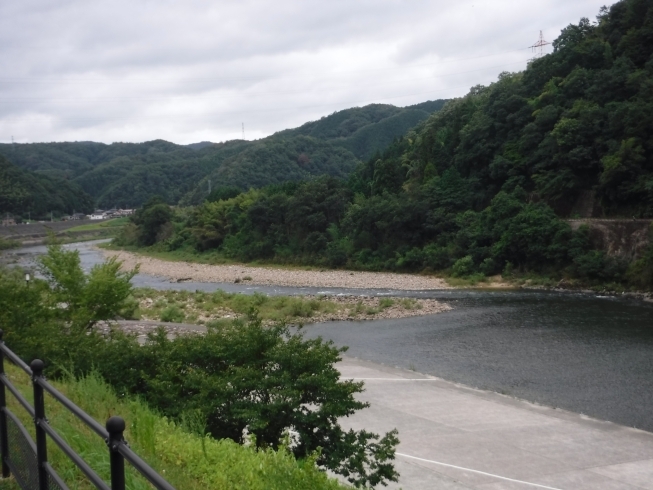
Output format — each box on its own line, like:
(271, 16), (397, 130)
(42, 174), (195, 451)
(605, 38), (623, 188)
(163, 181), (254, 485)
(339, 356), (653, 490)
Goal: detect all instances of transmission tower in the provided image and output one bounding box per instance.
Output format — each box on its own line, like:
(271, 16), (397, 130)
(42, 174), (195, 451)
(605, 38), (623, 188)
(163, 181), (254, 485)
(530, 31), (551, 59)
(242, 123), (245, 140)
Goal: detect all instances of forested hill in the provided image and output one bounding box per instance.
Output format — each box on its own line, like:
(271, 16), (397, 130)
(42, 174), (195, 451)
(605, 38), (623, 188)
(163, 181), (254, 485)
(0, 101), (445, 208)
(382, 0), (653, 220)
(0, 155), (93, 218)
(272, 101), (447, 161)
(132, 0), (653, 289)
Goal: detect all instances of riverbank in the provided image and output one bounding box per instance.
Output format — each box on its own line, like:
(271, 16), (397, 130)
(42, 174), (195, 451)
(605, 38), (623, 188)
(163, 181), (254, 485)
(101, 248), (452, 290)
(100, 246), (653, 301)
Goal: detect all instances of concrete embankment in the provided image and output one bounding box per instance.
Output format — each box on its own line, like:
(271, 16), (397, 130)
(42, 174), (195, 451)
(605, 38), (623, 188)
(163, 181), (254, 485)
(340, 357), (653, 490)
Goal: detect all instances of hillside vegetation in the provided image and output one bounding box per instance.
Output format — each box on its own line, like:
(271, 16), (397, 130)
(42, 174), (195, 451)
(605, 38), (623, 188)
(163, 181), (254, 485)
(274, 101), (447, 161)
(0, 155), (94, 218)
(2, 362), (345, 490)
(122, 0), (653, 290)
(0, 101), (445, 208)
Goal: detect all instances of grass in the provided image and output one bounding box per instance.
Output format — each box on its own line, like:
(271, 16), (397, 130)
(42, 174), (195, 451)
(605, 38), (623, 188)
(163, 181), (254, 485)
(128, 289), (434, 325)
(0, 362), (344, 490)
(66, 217), (130, 232)
(131, 289), (340, 324)
(379, 298), (395, 309)
(0, 237), (20, 250)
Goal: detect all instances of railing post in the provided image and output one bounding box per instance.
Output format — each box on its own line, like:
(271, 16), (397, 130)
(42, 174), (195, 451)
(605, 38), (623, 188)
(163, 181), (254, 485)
(106, 416), (126, 490)
(0, 330), (10, 478)
(31, 359), (49, 490)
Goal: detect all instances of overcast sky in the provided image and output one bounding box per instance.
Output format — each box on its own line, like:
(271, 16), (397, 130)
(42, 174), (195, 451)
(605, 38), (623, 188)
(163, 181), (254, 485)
(0, 0), (609, 145)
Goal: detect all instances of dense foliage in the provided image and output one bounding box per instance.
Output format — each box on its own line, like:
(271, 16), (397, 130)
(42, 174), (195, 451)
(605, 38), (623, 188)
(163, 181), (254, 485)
(274, 101), (447, 161)
(125, 0), (653, 288)
(0, 155), (93, 218)
(5, 364), (346, 490)
(0, 245), (399, 487)
(180, 136), (360, 205)
(0, 102), (445, 208)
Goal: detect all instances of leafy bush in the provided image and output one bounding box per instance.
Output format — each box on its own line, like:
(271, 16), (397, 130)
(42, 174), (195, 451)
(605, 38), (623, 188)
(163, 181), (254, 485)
(452, 256), (475, 277)
(96, 314), (399, 488)
(160, 305), (185, 323)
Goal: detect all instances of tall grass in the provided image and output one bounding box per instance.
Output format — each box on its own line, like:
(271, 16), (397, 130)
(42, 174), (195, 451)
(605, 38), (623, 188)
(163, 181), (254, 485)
(132, 289), (338, 323)
(0, 363), (344, 490)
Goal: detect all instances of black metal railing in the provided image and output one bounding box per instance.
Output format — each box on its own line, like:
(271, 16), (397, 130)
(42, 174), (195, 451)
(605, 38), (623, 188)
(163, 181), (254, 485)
(0, 330), (176, 490)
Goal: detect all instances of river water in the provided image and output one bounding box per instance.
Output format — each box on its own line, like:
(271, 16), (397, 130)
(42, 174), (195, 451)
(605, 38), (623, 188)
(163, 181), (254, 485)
(5, 241), (653, 432)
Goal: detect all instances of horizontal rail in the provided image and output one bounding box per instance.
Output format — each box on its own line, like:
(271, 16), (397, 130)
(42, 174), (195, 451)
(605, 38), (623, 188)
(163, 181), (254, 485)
(36, 378), (108, 439)
(39, 419), (111, 490)
(0, 335), (177, 490)
(1, 376), (35, 418)
(0, 344), (32, 375)
(117, 444), (176, 490)
(45, 462), (71, 490)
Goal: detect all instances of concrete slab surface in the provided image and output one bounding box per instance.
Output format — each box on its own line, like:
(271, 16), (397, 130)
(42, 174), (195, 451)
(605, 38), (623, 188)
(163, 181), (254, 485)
(338, 356), (653, 490)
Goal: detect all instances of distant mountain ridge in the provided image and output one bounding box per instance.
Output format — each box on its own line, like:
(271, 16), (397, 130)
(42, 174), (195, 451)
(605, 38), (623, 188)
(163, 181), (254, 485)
(0, 100), (447, 207)
(186, 141), (216, 151)
(0, 155), (93, 218)
(273, 101), (446, 161)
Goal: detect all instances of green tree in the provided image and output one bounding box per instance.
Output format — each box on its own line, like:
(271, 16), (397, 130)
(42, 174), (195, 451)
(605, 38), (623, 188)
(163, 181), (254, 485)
(100, 314), (399, 488)
(131, 196), (173, 246)
(38, 242), (138, 329)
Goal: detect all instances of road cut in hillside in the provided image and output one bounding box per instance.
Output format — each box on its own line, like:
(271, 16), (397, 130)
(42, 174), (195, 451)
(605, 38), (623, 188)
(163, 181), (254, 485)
(101, 249), (451, 290)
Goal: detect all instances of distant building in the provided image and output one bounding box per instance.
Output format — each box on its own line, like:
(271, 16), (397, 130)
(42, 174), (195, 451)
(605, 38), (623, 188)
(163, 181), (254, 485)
(89, 209), (105, 220)
(88, 208), (133, 220)
(1, 216), (16, 226)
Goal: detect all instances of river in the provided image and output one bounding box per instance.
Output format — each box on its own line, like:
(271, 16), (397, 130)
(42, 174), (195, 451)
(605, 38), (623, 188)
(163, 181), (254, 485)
(5, 241), (653, 432)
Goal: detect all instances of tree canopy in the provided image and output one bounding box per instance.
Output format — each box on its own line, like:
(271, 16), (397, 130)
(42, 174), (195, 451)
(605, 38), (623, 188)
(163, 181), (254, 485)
(0, 155), (94, 218)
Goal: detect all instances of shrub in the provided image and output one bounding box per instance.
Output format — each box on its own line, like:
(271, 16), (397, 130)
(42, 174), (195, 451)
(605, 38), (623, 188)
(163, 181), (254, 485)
(452, 255), (475, 277)
(99, 315), (399, 487)
(160, 305), (185, 323)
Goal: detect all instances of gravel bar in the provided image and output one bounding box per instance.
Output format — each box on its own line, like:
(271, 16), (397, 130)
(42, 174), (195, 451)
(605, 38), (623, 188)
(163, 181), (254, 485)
(102, 249), (451, 290)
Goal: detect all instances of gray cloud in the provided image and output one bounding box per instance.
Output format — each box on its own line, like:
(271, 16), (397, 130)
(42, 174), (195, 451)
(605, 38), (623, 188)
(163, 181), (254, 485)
(0, 0), (608, 144)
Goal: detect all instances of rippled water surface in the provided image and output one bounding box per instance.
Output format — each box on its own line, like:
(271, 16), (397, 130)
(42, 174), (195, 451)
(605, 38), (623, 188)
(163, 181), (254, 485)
(305, 293), (653, 431)
(6, 241), (653, 431)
